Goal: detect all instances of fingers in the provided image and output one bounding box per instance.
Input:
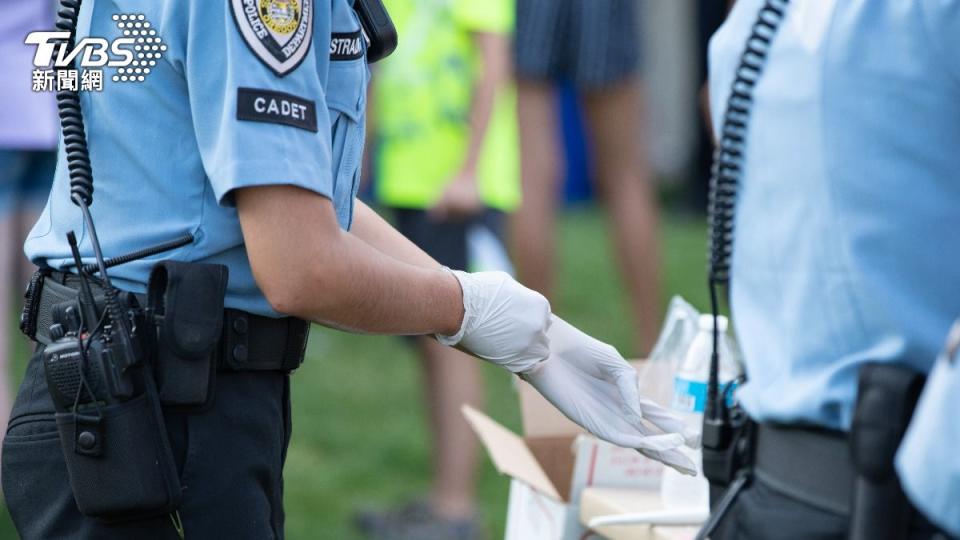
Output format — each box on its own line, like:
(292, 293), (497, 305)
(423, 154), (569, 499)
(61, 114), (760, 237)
(637, 448), (699, 477)
(603, 431), (685, 452)
(611, 364), (702, 449)
(544, 314), (580, 352)
(637, 397), (702, 448)
(426, 199), (449, 221)
(613, 369), (645, 427)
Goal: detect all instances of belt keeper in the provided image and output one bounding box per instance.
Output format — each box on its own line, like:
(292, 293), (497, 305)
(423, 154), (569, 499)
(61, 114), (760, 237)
(282, 318), (309, 372)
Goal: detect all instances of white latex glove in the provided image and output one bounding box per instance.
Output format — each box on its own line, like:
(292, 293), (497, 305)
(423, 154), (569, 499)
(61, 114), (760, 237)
(437, 270), (552, 373)
(521, 315), (701, 476)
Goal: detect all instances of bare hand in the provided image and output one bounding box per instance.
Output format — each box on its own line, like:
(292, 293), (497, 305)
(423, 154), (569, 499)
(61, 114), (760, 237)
(430, 170), (483, 220)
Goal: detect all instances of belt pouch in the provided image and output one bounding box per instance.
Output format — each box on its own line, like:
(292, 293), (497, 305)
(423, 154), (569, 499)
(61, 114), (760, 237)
(55, 383), (182, 521)
(148, 261), (228, 409)
(848, 362), (925, 540)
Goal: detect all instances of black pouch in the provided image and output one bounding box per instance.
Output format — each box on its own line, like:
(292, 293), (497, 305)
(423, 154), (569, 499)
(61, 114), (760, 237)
(148, 261), (228, 409)
(55, 389), (181, 522)
(848, 362), (926, 540)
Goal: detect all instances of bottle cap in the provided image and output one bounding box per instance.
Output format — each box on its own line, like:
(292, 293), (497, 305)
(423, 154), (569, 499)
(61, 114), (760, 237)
(698, 314), (728, 332)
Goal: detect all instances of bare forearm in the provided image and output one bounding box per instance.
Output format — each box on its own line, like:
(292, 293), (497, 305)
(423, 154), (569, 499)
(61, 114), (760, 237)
(306, 231), (462, 335)
(461, 32), (510, 172)
(236, 186), (463, 336)
(350, 200), (440, 269)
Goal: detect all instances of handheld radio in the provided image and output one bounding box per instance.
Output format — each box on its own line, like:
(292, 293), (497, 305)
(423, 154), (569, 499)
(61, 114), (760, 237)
(33, 0), (193, 524)
(354, 0), (398, 63)
(41, 0), (191, 413)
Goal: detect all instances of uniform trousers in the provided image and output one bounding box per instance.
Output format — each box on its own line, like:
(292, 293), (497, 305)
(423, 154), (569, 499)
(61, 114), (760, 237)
(2, 346), (292, 539)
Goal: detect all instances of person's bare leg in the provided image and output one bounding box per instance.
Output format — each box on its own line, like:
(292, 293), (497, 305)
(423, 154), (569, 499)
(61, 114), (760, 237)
(511, 80), (561, 300)
(582, 79), (662, 355)
(417, 337), (483, 520)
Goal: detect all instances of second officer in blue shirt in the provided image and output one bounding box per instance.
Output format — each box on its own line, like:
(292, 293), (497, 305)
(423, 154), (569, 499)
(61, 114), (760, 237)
(704, 1), (960, 538)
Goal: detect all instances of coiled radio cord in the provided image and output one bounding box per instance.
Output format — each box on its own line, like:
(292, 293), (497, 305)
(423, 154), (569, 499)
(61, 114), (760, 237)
(54, 0), (136, 364)
(704, 0), (790, 430)
(696, 4), (791, 538)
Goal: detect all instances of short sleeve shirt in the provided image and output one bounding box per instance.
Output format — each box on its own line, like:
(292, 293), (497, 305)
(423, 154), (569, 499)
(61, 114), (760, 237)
(709, 0), (960, 429)
(25, 0), (369, 317)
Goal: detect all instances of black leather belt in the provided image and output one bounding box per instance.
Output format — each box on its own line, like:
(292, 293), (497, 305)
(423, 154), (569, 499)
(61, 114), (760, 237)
(22, 270), (309, 373)
(754, 423), (854, 515)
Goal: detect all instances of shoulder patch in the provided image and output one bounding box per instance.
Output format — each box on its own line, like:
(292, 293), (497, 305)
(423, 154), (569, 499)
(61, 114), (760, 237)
(237, 88), (318, 132)
(231, 0), (313, 77)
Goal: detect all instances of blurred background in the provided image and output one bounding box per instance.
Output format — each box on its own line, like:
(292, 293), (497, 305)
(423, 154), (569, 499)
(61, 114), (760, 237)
(0, 1), (725, 538)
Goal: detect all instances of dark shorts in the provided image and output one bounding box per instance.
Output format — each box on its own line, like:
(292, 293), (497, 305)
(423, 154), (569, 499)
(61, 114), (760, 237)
(393, 208), (508, 273)
(2, 348), (292, 539)
(514, 0), (642, 89)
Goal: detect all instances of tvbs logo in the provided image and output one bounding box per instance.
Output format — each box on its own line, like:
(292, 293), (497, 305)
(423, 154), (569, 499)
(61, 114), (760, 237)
(26, 14), (166, 92)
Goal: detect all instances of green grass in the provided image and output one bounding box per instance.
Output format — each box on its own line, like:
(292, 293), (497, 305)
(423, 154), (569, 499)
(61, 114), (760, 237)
(0, 207), (707, 539)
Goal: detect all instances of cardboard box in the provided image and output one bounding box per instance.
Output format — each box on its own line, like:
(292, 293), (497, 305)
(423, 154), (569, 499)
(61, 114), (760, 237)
(463, 362), (666, 540)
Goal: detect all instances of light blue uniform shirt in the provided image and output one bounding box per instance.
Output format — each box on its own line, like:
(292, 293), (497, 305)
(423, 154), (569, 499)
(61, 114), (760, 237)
(710, 0), (960, 529)
(710, 0), (960, 430)
(25, 0), (369, 317)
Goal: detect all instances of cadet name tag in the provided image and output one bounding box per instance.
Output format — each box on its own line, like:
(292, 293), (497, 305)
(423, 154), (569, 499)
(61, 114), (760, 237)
(237, 88), (317, 132)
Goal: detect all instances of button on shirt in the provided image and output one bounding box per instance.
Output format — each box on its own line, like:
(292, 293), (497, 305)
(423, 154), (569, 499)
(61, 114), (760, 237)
(25, 0), (369, 317)
(708, 0), (960, 429)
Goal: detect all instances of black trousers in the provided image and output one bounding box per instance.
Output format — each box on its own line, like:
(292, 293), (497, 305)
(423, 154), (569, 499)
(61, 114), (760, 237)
(711, 476), (948, 540)
(2, 347), (292, 539)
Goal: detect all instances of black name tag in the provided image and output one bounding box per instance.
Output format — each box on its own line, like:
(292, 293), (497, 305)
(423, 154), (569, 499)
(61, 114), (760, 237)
(236, 88), (318, 132)
(330, 30), (364, 61)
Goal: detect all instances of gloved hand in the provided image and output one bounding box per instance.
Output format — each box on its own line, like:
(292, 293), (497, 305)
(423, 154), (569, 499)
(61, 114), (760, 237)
(436, 270), (552, 374)
(521, 315), (701, 476)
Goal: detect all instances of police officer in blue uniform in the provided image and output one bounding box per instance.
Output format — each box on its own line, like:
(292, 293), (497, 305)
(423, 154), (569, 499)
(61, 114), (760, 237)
(704, 0), (960, 538)
(1, 1), (697, 538)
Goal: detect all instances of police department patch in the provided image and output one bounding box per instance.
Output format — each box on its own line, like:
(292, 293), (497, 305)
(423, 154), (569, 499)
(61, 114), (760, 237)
(231, 0), (313, 77)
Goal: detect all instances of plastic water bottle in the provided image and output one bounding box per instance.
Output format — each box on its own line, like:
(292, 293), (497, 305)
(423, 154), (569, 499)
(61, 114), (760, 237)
(660, 314), (741, 509)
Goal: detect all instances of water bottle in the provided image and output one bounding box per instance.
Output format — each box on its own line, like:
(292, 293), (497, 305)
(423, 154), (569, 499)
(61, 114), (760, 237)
(639, 296), (700, 408)
(660, 314), (741, 509)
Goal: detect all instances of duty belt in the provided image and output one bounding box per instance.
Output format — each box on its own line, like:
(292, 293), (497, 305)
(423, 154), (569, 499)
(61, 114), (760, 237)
(21, 270), (308, 373)
(754, 423), (854, 515)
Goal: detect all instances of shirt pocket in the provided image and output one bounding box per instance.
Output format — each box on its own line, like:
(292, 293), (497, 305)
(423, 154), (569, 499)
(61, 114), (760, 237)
(326, 55), (369, 229)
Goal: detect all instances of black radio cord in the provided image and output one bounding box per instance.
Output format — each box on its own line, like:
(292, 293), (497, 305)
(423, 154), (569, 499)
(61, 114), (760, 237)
(55, 0), (111, 285)
(54, 0), (140, 369)
(697, 3), (789, 539)
(704, 0), (790, 434)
